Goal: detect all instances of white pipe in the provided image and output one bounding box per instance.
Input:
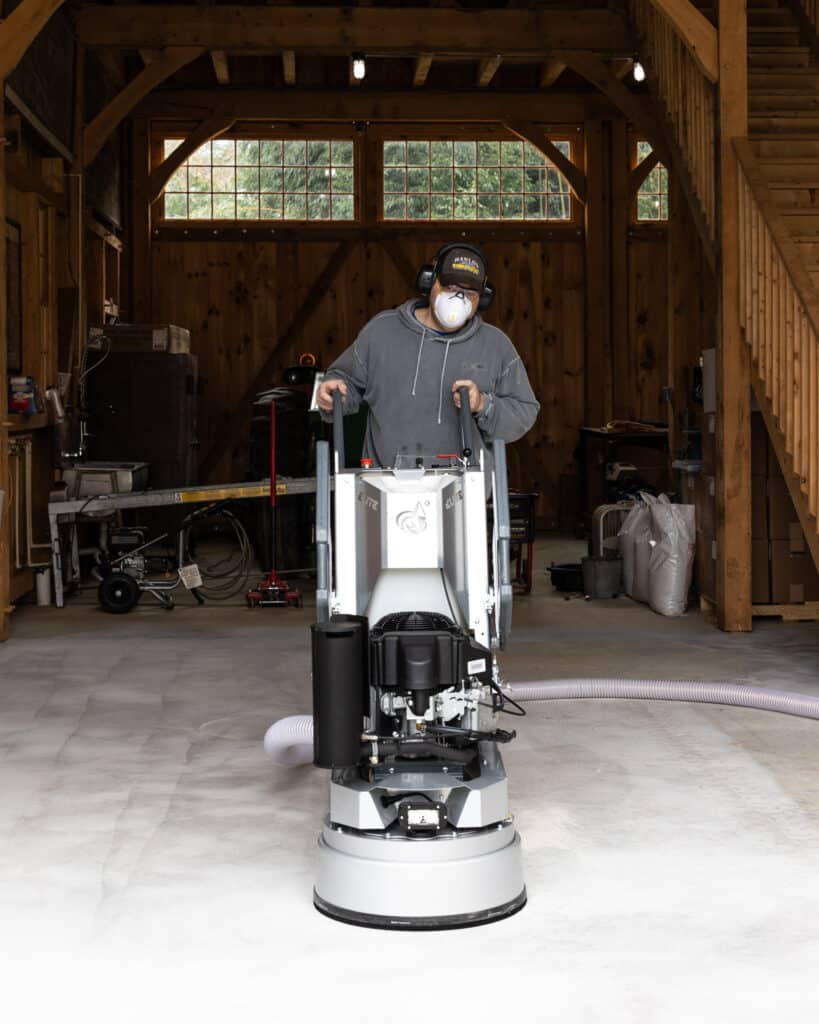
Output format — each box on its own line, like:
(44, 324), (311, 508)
(263, 714), (314, 766)
(22, 436), (51, 567)
(265, 679), (819, 767)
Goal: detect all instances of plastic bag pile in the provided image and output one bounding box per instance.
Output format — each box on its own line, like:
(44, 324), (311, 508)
(618, 492), (696, 616)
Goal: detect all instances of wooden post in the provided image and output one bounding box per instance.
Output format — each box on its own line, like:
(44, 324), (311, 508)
(610, 118), (630, 420)
(0, 100), (9, 641)
(131, 117), (152, 320)
(716, 0), (750, 631)
(584, 119), (613, 427)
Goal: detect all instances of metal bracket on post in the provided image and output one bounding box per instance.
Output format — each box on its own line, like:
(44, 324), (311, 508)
(492, 439), (513, 647)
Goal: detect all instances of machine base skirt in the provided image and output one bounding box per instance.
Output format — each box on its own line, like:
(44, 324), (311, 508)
(313, 823), (526, 930)
(314, 888), (526, 931)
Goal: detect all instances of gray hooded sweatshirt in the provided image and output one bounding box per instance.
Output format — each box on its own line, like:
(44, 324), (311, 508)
(324, 299), (540, 468)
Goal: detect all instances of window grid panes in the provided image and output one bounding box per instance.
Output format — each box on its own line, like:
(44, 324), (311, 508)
(382, 139), (573, 222)
(636, 141), (669, 221)
(162, 137), (356, 221)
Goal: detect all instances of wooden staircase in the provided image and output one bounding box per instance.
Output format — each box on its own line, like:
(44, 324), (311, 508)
(740, 0), (819, 573)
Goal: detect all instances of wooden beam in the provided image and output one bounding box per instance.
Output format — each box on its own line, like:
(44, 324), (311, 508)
(139, 49), (161, 65)
(75, 6), (634, 55)
(562, 52), (671, 166)
(0, 99), (9, 640)
(477, 55), (502, 88)
(715, 0), (750, 631)
(0, 0), (65, 80)
(138, 88), (623, 124)
(413, 54), (433, 88)
(199, 241), (354, 480)
(539, 59), (566, 89)
(584, 118), (613, 426)
(131, 117), (152, 321)
(83, 47), (204, 167)
(147, 116), (235, 204)
(282, 50), (295, 86)
(609, 58), (634, 80)
(152, 224), (583, 244)
(628, 149), (660, 201)
(647, 0), (719, 84)
(506, 122), (586, 203)
(611, 118), (630, 420)
(211, 51), (230, 85)
(5, 84), (73, 162)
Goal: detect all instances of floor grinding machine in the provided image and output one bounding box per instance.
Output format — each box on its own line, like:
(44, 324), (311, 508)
(310, 390), (526, 929)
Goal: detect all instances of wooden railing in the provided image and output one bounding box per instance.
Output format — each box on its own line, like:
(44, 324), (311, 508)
(629, 0), (718, 246)
(736, 139), (819, 565)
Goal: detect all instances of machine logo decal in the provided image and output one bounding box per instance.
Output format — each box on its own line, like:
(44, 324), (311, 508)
(396, 503), (428, 534)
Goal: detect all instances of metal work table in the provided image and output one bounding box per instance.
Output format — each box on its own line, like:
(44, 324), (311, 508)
(48, 476), (317, 608)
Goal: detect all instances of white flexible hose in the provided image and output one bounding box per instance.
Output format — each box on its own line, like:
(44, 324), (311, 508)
(264, 680), (819, 766)
(505, 679), (819, 721)
(263, 714), (314, 766)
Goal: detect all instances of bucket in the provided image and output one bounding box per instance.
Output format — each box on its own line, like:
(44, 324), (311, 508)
(35, 567), (52, 607)
(582, 556), (622, 599)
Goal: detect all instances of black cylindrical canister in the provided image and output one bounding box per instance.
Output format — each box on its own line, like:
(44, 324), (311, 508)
(329, 613), (370, 710)
(312, 619), (366, 768)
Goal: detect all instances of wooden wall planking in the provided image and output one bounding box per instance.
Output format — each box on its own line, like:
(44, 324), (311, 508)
(151, 236), (587, 526)
(625, 233), (669, 423)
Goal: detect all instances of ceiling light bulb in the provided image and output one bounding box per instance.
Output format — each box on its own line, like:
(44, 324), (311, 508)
(352, 56), (366, 81)
(633, 61), (646, 83)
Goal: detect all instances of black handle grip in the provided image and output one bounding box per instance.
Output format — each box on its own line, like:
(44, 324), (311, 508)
(332, 388), (345, 471)
(458, 386), (477, 467)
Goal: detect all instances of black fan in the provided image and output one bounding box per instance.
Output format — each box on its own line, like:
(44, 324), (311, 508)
(374, 611), (454, 632)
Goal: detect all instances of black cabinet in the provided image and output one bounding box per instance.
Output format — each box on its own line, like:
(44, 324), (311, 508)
(86, 351), (198, 490)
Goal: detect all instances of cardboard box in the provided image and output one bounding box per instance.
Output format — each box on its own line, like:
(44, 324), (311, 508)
(752, 475), (767, 540)
(88, 323), (191, 355)
(770, 540), (819, 603)
(752, 539), (771, 605)
(767, 473), (799, 541)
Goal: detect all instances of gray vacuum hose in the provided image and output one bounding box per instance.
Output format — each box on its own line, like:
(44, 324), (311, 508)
(264, 680), (819, 765)
(504, 679), (819, 721)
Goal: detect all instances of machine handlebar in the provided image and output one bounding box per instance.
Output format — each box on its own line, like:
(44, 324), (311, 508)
(458, 386), (478, 468)
(332, 388), (345, 471)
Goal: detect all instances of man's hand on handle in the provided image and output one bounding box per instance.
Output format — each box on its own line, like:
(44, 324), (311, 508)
(451, 379), (485, 414)
(316, 377), (348, 412)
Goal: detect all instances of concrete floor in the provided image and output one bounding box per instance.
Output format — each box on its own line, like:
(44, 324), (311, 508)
(2, 538), (819, 1022)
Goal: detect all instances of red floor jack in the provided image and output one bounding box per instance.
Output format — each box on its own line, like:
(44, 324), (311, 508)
(246, 399), (302, 608)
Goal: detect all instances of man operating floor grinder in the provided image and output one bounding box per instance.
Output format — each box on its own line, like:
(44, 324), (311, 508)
(303, 244), (540, 929)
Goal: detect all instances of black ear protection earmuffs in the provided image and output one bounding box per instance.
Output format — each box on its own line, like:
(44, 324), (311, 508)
(415, 242), (495, 311)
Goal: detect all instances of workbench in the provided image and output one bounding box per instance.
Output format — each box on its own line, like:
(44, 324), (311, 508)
(47, 476), (317, 608)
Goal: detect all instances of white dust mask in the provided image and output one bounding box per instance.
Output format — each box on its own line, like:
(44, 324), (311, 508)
(433, 290), (472, 331)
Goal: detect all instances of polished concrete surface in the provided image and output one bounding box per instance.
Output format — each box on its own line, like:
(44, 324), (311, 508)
(2, 538), (819, 1023)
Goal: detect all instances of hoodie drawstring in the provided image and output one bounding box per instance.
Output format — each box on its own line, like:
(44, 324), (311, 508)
(411, 326), (426, 397)
(437, 337), (452, 425)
